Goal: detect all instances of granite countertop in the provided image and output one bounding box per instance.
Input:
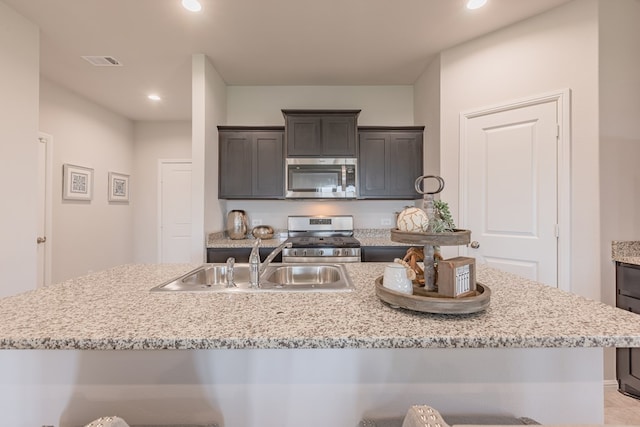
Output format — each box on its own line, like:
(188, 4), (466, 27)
(1, 263), (640, 350)
(612, 240), (640, 266)
(207, 229), (414, 248)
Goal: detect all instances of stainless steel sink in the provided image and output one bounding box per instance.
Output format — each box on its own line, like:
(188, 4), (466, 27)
(153, 264), (251, 291)
(261, 264), (345, 290)
(150, 263), (353, 292)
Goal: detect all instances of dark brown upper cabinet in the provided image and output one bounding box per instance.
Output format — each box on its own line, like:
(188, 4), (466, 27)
(218, 126), (285, 199)
(282, 109), (360, 157)
(358, 126), (424, 199)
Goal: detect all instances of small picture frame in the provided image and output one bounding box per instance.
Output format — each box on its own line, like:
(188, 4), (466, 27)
(108, 172), (130, 203)
(62, 164), (94, 201)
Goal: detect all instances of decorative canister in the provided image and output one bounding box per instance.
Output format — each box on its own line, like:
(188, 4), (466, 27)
(226, 210), (248, 239)
(252, 225), (275, 239)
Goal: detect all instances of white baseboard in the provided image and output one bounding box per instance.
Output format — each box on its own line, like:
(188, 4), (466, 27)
(604, 379), (619, 389)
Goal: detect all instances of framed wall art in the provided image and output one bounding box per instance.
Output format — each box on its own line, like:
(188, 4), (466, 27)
(108, 172), (130, 202)
(62, 164), (94, 201)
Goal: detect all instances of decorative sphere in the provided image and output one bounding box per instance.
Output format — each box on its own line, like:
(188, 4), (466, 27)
(396, 207), (429, 232)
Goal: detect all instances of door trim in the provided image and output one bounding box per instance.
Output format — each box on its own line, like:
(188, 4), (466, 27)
(459, 89), (571, 292)
(38, 132), (53, 287)
(157, 159), (192, 263)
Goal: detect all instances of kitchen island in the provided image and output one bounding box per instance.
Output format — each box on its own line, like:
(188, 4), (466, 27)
(1, 263), (640, 426)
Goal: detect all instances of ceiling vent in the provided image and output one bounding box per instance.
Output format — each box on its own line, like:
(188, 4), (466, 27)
(81, 56), (123, 66)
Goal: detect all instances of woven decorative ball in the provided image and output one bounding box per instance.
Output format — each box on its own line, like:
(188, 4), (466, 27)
(396, 207), (428, 232)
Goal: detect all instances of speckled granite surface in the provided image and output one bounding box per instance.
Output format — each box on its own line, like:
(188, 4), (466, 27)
(207, 229), (413, 248)
(1, 263), (640, 350)
(612, 240), (640, 266)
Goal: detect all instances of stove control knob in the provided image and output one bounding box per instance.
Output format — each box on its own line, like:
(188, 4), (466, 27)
(319, 250), (324, 256)
(334, 249), (340, 256)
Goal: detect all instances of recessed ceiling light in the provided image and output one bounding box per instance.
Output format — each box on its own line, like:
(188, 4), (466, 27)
(466, 0), (487, 10)
(148, 94), (162, 101)
(181, 0), (202, 12)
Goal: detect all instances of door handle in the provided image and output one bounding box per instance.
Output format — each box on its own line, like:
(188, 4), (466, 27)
(470, 241), (480, 249)
(37, 236), (47, 244)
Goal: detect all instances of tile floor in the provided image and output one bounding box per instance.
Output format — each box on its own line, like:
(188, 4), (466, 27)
(605, 386), (640, 425)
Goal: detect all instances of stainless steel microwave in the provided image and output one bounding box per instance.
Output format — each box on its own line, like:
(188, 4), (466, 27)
(285, 158), (357, 199)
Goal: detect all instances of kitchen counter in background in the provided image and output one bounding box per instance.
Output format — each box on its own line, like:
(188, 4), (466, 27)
(206, 228), (410, 248)
(612, 240), (640, 265)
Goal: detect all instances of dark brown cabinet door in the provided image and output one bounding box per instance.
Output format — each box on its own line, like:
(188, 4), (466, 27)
(207, 247), (282, 263)
(389, 132), (423, 195)
(283, 110), (359, 157)
(253, 132), (284, 197)
(616, 262), (640, 397)
(219, 131), (253, 198)
(321, 115), (357, 156)
(285, 115), (322, 156)
(359, 133), (387, 196)
(219, 127), (284, 199)
(358, 127), (424, 199)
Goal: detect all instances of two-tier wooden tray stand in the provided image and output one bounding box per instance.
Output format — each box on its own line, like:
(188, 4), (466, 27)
(375, 228), (490, 314)
(375, 175), (491, 314)
(391, 228), (471, 291)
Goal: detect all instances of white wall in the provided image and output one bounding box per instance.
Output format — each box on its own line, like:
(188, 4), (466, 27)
(132, 121), (191, 263)
(226, 85), (414, 126)
(0, 2), (39, 297)
(599, 0), (640, 306)
(192, 54), (227, 262)
(434, 0), (600, 299)
(598, 0), (640, 383)
(414, 55), (441, 177)
(129, 85), (419, 258)
(40, 78), (135, 283)
(223, 200), (416, 231)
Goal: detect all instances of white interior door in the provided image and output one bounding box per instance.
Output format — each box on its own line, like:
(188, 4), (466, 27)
(159, 161), (192, 263)
(460, 97), (561, 287)
(37, 132), (53, 287)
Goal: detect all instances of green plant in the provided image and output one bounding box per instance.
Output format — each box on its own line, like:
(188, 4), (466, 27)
(432, 200), (456, 232)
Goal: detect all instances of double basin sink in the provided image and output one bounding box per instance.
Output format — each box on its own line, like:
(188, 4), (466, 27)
(151, 263), (354, 292)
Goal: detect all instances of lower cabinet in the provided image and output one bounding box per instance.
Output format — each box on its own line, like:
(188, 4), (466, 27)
(208, 246), (413, 263)
(616, 262), (640, 397)
(360, 246), (412, 263)
(207, 247), (282, 263)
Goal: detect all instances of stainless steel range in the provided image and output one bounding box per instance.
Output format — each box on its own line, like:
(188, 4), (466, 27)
(282, 215), (361, 263)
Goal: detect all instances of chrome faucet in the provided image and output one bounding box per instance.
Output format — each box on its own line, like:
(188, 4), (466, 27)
(260, 240), (293, 276)
(225, 257), (236, 287)
(249, 239), (261, 288)
(248, 238), (293, 288)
